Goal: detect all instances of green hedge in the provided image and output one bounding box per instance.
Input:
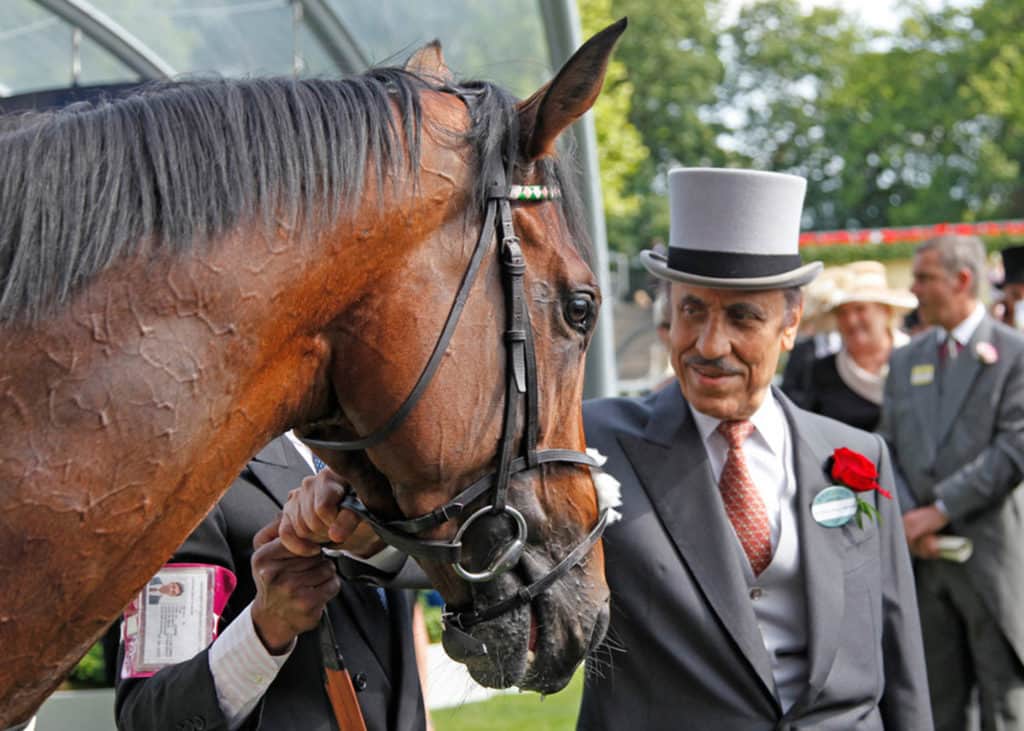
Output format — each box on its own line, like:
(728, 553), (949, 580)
(69, 642), (109, 688)
(422, 600), (444, 644)
(801, 237), (1024, 266)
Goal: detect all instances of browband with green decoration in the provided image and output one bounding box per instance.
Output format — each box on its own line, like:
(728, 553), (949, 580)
(507, 184), (561, 201)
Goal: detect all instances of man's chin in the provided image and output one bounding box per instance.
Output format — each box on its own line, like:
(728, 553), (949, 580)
(682, 389), (740, 420)
(682, 381), (768, 421)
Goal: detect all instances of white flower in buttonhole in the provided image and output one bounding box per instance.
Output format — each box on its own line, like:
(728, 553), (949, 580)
(587, 448), (622, 524)
(976, 341), (998, 365)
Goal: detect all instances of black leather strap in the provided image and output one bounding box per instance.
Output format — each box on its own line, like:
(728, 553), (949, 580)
(302, 130), (605, 623)
(341, 449), (601, 566)
(443, 508), (610, 630)
(299, 191), (500, 453)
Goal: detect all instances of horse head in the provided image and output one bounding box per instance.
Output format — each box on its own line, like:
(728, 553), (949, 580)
(298, 20), (627, 692)
(0, 19), (624, 725)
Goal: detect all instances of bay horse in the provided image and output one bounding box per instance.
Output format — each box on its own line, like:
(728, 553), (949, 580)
(0, 19), (627, 727)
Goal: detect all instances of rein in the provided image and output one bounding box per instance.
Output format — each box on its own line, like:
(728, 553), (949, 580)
(300, 151), (607, 645)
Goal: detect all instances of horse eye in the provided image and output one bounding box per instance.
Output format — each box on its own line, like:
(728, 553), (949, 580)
(564, 293), (596, 333)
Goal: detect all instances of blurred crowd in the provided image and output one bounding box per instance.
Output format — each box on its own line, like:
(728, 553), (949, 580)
(779, 244), (1024, 431)
(644, 243), (1024, 430)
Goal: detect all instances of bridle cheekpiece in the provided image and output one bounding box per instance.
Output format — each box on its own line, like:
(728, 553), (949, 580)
(300, 144), (608, 655)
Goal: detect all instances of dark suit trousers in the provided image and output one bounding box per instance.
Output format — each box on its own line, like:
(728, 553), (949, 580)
(916, 559), (1024, 731)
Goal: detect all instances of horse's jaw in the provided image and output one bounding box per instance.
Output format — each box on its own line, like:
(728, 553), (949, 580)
(442, 550), (611, 694)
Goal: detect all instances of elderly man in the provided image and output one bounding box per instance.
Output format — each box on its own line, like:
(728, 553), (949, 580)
(577, 168), (931, 730)
(880, 234), (1024, 730)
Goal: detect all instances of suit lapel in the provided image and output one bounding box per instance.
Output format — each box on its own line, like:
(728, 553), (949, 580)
(776, 394), (846, 708)
(248, 436), (312, 508)
(621, 386), (778, 702)
(936, 317), (990, 443)
(907, 334), (942, 448)
(332, 583), (394, 684)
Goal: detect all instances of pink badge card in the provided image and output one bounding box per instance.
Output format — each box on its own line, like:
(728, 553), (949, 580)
(121, 563), (236, 678)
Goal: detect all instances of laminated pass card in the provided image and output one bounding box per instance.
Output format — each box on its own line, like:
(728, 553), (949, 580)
(121, 563), (237, 678)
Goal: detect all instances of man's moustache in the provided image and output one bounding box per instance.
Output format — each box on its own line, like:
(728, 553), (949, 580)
(683, 356), (743, 376)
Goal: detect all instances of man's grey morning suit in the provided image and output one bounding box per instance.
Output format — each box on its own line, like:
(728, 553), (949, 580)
(579, 385), (932, 730)
(881, 312), (1024, 729)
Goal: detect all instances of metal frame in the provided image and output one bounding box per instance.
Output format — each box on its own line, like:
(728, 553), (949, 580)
(539, 0), (618, 398)
(32, 0), (176, 80)
(13, 1), (610, 395)
(295, 0), (370, 73)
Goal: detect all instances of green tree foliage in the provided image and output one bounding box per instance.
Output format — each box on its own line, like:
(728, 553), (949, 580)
(579, 0), (726, 253)
(579, 0), (649, 223)
(585, 0), (1023, 252)
(957, 0), (1024, 218)
(716, 0), (869, 228)
(806, 0), (1023, 229)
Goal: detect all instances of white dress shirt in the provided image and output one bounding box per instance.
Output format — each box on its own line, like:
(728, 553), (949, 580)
(689, 390), (809, 711)
(937, 300), (986, 351)
(208, 604), (293, 729)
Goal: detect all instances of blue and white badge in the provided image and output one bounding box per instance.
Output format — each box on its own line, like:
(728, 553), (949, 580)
(811, 485), (858, 527)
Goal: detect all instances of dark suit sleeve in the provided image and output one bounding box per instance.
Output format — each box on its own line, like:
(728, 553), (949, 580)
(873, 434), (933, 730)
(115, 500), (242, 731)
(933, 345), (1024, 521)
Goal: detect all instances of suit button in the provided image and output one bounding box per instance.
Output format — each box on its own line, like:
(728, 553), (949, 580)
(353, 672), (368, 691)
(192, 717), (206, 730)
(749, 587), (764, 600)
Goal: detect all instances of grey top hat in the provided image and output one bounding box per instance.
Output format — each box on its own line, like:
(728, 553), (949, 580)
(641, 167), (822, 290)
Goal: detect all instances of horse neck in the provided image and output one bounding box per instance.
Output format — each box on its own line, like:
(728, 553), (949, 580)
(0, 216), (384, 705)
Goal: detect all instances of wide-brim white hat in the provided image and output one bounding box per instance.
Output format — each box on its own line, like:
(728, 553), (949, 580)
(827, 260), (917, 312)
(641, 167), (822, 290)
(799, 265), (844, 330)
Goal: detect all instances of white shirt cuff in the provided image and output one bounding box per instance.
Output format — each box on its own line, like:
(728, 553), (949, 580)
(207, 603), (295, 731)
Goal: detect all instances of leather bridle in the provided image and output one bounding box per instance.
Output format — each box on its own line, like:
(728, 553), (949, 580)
(300, 141), (608, 645)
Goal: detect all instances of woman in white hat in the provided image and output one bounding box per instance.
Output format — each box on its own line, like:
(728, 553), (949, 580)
(803, 260), (916, 430)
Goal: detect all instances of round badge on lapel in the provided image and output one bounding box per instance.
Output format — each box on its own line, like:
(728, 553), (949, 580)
(811, 485), (858, 527)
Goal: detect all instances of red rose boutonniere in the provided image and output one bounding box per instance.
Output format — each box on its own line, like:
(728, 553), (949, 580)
(828, 447), (892, 527)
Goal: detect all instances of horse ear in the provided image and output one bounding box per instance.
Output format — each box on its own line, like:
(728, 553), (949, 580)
(405, 40), (454, 84)
(517, 18), (627, 161)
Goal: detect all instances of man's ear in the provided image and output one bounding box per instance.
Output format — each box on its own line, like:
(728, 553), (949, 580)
(516, 18), (626, 161)
(781, 296), (804, 352)
(404, 40), (453, 85)
(955, 267), (973, 297)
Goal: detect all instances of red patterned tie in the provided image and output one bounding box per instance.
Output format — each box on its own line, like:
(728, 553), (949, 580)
(717, 420), (773, 576)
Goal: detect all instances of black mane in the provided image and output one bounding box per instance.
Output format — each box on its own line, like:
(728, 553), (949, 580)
(0, 69), (585, 324)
